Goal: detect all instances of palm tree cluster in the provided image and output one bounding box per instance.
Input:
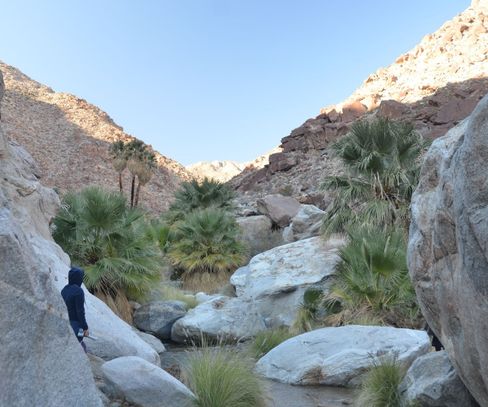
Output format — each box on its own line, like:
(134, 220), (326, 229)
(321, 117), (427, 236)
(109, 139), (156, 208)
(323, 227), (420, 327)
(164, 178), (247, 280)
(52, 186), (163, 320)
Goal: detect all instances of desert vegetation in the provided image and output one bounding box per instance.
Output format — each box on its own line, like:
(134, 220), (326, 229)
(321, 117), (427, 237)
(183, 346), (265, 407)
(51, 186), (163, 320)
(109, 139), (156, 208)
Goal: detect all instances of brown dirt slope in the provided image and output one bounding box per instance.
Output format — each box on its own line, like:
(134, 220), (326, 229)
(0, 61), (191, 213)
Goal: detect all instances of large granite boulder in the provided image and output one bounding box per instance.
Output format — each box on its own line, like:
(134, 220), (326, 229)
(134, 300), (187, 340)
(256, 194), (301, 227)
(399, 351), (478, 407)
(101, 356), (194, 407)
(283, 204), (324, 243)
(408, 94), (488, 405)
(0, 72), (102, 406)
(230, 236), (343, 327)
(255, 325), (430, 387)
(171, 296), (266, 343)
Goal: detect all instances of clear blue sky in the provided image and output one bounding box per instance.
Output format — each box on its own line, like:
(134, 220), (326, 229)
(0, 0), (469, 165)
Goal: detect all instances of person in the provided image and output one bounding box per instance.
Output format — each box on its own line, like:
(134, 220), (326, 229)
(61, 267), (89, 352)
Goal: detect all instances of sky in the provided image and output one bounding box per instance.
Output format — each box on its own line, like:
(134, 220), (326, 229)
(0, 0), (470, 165)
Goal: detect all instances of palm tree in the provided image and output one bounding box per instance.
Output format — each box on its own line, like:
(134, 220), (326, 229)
(165, 178), (236, 225)
(109, 140), (128, 193)
(323, 226), (420, 327)
(51, 186), (162, 320)
(167, 207), (247, 276)
(321, 118), (427, 236)
(133, 150), (156, 207)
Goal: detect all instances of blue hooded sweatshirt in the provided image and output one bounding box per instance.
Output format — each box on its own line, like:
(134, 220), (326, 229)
(61, 267), (88, 340)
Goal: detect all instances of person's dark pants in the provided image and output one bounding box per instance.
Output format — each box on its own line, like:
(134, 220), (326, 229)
(70, 320), (87, 353)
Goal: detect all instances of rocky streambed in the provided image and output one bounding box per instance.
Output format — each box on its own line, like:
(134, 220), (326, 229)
(159, 342), (355, 407)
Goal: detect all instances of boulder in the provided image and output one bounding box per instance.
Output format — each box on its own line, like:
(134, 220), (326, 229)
(236, 215), (283, 258)
(408, 94), (488, 405)
(256, 194), (301, 227)
(171, 296), (266, 343)
(230, 236), (344, 326)
(255, 325), (430, 387)
(399, 351), (478, 407)
(101, 356), (194, 407)
(134, 301), (187, 340)
(231, 236), (343, 300)
(283, 204), (324, 242)
(0, 69), (102, 405)
(135, 330), (166, 356)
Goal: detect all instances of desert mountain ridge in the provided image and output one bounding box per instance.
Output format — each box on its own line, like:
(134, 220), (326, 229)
(0, 61), (192, 213)
(231, 0), (488, 207)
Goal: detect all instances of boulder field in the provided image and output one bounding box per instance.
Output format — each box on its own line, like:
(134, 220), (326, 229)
(409, 93), (488, 405)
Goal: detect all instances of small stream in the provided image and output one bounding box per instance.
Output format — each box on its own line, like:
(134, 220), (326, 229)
(160, 342), (355, 407)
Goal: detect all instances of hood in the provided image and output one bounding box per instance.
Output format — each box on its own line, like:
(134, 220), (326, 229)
(68, 267), (84, 286)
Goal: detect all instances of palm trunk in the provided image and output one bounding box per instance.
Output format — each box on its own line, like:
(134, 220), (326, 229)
(118, 172), (123, 194)
(134, 180), (141, 207)
(130, 175), (136, 208)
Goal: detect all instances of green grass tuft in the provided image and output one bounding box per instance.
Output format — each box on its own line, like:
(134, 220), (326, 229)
(251, 328), (293, 359)
(158, 284), (198, 309)
(183, 347), (266, 407)
(355, 356), (406, 407)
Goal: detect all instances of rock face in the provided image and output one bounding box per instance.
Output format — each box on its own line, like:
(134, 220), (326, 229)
(399, 351), (479, 407)
(0, 61), (191, 214)
(134, 301), (187, 340)
(135, 330), (167, 357)
(171, 296), (266, 343)
(283, 204), (324, 243)
(231, 1), (488, 203)
(255, 325), (430, 387)
(257, 194), (301, 227)
(408, 93), (488, 405)
(0, 71), (103, 406)
(101, 356), (194, 407)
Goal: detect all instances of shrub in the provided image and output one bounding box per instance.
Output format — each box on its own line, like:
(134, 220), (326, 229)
(321, 118), (427, 236)
(355, 356), (406, 407)
(181, 271), (232, 294)
(323, 226), (420, 328)
(51, 187), (162, 318)
(157, 284), (198, 309)
(251, 328), (293, 359)
(183, 347), (265, 407)
(167, 208), (247, 276)
(165, 178), (235, 225)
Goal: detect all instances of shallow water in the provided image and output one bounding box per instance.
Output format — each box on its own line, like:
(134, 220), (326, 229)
(160, 342), (355, 407)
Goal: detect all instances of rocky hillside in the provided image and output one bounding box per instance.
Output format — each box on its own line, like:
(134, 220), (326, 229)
(187, 160), (246, 182)
(231, 0), (488, 205)
(0, 61), (191, 213)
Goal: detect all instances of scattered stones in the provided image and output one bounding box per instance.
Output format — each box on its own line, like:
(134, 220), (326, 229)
(134, 301), (187, 340)
(255, 325), (430, 387)
(408, 94), (488, 405)
(101, 356), (194, 407)
(256, 194), (301, 227)
(399, 351), (479, 407)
